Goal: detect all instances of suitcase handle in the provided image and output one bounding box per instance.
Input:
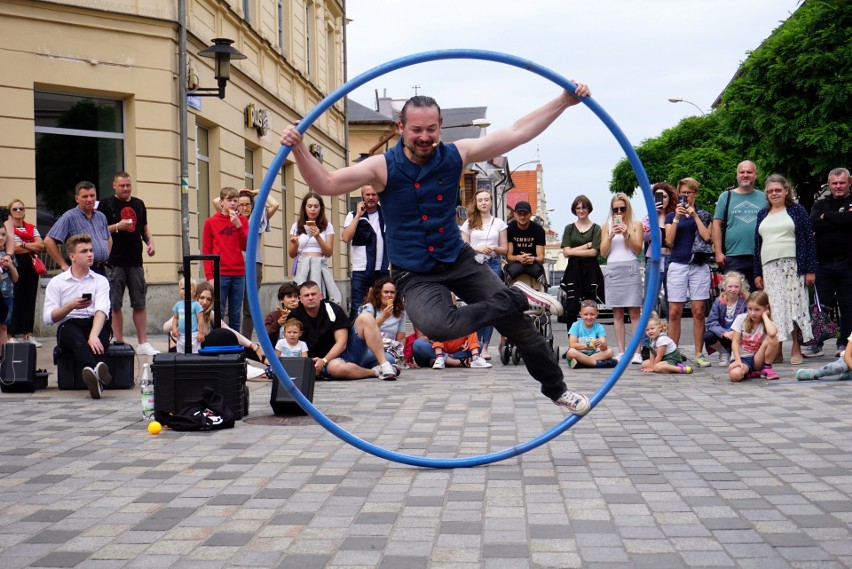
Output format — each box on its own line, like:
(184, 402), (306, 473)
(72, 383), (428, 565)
(182, 254), (222, 353)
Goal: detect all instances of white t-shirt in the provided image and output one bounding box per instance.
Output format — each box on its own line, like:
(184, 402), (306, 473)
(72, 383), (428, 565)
(290, 221), (334, 256)
(275, 338), (309, 357)
(460, 216), (508, 258)
(731, 313), (766, 357)
(343, 210), (385, 271)
(652, 334), (678, 356)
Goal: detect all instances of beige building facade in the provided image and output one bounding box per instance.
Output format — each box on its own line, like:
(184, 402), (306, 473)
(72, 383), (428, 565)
(0, 0), (348, 336)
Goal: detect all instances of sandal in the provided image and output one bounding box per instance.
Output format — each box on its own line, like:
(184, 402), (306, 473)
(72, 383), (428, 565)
(790, 355), (804, 366)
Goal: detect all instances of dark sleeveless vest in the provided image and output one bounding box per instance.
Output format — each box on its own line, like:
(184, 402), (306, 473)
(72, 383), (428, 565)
(381, 138), (464, 272)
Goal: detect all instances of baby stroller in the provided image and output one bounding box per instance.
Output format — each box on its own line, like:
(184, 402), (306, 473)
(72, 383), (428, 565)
(500, 272), (559, 365)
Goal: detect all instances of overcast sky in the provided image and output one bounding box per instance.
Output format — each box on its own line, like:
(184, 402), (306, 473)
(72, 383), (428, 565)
(344, 0), (802, 231)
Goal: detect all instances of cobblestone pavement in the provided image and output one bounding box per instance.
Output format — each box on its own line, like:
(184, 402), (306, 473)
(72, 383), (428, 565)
(1, 321), (851, 568)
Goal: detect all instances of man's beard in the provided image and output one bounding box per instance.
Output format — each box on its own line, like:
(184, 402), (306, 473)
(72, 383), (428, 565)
(404, 138), (436, 160)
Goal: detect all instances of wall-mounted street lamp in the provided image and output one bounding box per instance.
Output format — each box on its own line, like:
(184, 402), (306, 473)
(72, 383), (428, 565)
(667, 97), (706, 116)
(192, 38), (247, 99)
(443, 118), (492, 129)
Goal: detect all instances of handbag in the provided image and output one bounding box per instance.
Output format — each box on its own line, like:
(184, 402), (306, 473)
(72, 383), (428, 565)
(31, 254), (47, 275)
(798, 290), (838, 346)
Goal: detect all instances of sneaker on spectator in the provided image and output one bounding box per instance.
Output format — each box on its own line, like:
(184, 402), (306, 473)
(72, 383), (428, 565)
(26, 336), (43, 348)
(136, 342), (160, 356)
(630, 353), (642, 365)
(836, 348), (846, 358)
(613, 352), (624, 362)
(595, 359), (618, 368)
(94, 361), (112, 386)
(717, 352), (730, 367)
(511, 281), (563, 316)
(432, 356), (446, 370)
(693, 353), (712, 368)
(553, 390), (590, 415)
(840, 371), (852, 380)
(470, 356), (492, 368)
(82, 367), (103, 399)
(796, 369), (817, 381)
(568, 358), (579, 369)
(377, 361), (398, 381)
(802, 345), (824, 358)
(746, 370), (763, 379)
(762, 365), (780, 380)
(676, 363), (693, 374)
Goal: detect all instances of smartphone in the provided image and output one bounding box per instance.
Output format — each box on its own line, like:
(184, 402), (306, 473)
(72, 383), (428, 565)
(82, 293), (92, 301)
(613, 215), (622, 226)
(679, 195), (688, 207)
(654, 192), (665, 208)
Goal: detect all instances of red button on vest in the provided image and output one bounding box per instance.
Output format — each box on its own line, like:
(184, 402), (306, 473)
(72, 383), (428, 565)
(427, 245), (435, 252)
(414, 183), (421, 188)
(438, 227), (444, 233)
(421, 214), (428, 221)
(437, 194), (443, 201)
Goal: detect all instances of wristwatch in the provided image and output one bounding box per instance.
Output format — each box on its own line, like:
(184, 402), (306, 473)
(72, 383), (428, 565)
(321, 357), (329, 366)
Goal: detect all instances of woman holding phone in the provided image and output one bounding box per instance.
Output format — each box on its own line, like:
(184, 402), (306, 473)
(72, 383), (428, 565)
(289, 191), (341, 303)
(600, 193), (644, 363)
(664, 177), (713, 367)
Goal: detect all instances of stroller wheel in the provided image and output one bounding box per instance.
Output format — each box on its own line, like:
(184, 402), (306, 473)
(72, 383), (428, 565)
(500, 344), (511, 365)
(511, 345), (521, 365)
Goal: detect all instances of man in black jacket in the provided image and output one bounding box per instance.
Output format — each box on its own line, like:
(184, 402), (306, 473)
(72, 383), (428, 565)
(807, 167), (852, 358)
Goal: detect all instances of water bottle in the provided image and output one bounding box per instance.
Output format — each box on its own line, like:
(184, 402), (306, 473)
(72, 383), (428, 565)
(140, 363), (155, 420)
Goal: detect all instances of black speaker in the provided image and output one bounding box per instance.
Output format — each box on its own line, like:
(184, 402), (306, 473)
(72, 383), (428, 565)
(270, 357), (316, 416)
(1, 343), (41, 393)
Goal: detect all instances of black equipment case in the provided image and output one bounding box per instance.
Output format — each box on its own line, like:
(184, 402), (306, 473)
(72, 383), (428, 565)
(151, 254), (248, 419)
(53, 342), (136, 390)
(1, 342), (45, 393)
(270, 357), (316, 415)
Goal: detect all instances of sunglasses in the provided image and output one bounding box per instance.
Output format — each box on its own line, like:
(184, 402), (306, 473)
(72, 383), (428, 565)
(611, 206), (627, 213)
(10, 207), (25, 212)
(580, 301), (598, 308)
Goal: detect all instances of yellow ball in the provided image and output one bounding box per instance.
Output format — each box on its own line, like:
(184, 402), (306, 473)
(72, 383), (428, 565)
(148, 421), (162, 435)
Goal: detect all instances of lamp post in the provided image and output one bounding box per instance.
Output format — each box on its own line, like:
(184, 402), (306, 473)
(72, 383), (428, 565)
(443, 118), (491, 129)
(667, 97), (706, 116)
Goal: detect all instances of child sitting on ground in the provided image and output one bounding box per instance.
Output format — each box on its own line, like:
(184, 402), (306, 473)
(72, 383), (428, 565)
(265, 282), (300, 345)
(642, 312), (692, 374)
(704, 271), (749, 367)
(796, 335), (852, 381)
(729, 291), (779, 381)
(565, 300), (616, 368)
(171, 277), (205, 353)
(275, 318), (309, 358)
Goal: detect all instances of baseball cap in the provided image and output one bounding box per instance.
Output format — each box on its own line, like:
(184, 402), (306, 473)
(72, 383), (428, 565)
(514, 201), (532, 213)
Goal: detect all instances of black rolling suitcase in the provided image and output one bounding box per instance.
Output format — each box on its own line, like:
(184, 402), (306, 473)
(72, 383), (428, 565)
(270, 357), (316, 415)
(151, 254), (248, 419)
(1, 342), (44, 393)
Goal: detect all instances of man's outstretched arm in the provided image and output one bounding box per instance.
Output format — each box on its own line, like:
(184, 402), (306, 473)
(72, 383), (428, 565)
(456, 83), (590, 165)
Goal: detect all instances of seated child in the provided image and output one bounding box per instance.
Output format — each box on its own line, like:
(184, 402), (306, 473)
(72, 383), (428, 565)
(265, 282), (300, 345)
(565, 300), (616, 368)
(729, 291), (779, 381)
(275, 318), (309, 358)
(641, 312), (692, 374)
(171, 277), (205, 354)
(796, 335), (852, 381)
(704, 271), (748, 366)
(412, 332), (491, 369)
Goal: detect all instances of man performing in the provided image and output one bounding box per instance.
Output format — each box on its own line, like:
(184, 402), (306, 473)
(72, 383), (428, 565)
(280, 85), (591, 414)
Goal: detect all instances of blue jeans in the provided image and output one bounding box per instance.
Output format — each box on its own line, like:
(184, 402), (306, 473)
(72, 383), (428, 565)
(219, 275), (245, 331)
(349, 269), (390, 319)
(393, 245), (566, 400)
(477, 257), (503, 348)
(815, 260), (852, 351)
(412, 337), (472, 367)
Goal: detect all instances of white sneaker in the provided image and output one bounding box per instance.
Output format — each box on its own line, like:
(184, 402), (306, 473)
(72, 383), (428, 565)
(26, 337), (43, 348)
(94, 361), (112, 386)
(82, 367), (103, 399)
(630, 353), (642, 364)
(613, 352), (623, 362)
(511, 281), (563, 316)
(470, 356), (492, 368)
(136, 342), (160, 356)
(246, 365), (264, 379)
(717, 352), (730, 367)
(432, 356), (446, 369)
(553, 390), (590, 416)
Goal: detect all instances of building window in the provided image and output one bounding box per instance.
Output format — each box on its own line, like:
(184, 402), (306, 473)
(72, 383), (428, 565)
(243, 0), (251, 24)
(244, 147), (255, 189)
(278, 0), (285, 51)
(196, 125), (210, 237)
(326, 24), (336, 90)
(34, 91), (124, 237)
(305, 2), (313, 77)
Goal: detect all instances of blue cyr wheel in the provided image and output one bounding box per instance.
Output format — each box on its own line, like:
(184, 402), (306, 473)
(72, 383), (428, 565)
(246, 49), (660, 468)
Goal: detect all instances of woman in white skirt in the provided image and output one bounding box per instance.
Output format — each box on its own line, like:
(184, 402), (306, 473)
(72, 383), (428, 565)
(753, 174), (817, 366)
(600, 193), (644, 363)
